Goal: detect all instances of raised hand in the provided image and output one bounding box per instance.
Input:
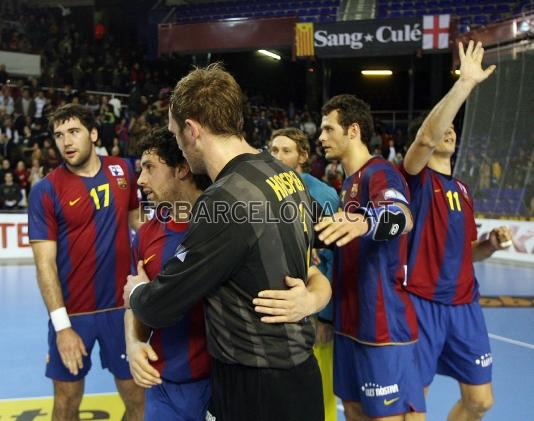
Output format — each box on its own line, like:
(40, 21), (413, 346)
(458, 40), (496, 86)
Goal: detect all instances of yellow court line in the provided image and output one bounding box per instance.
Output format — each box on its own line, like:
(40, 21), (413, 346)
(0, 393), (125, 421)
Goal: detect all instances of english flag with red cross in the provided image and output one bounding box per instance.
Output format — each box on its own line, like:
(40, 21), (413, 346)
(423, 15), (451, 49)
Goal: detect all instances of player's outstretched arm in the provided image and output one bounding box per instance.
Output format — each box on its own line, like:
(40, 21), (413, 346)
(31, 240), (88, 375)
(472, 226), (512, 261)
(124, 310), (161, 388)
(253, 266), (332, 323)
(315, 211), (369, 246)
(404, 40), (496, 175)
(315, 201), (411, 246)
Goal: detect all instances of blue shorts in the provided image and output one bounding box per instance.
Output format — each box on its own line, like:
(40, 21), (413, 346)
(410, 294), (492, 387)
(334, 334), (425, 418)
(145, 378), (211, 421)
(46, 308), (131, 381)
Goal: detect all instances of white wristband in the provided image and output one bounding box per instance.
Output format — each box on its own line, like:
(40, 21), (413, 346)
(128, 282), (149, 308)
(50, 307), (71, 332)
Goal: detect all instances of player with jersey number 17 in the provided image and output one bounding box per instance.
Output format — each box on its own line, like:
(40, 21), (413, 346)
(28, 104), (144, 421)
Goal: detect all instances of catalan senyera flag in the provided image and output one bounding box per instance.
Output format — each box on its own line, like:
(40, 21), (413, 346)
(295, 22), (315, 57)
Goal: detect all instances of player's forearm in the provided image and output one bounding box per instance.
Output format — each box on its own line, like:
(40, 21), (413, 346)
(418, 79), (475, 148)
(398, 203), (413, 234)
(471, 239), (497, 262)
(306, 267), (332, 314)
(404, 79), (476, 175)
(125, 309), (151, 345)
(33, 254), (65, 312)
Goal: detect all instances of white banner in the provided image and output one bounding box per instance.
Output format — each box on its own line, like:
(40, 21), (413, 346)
(2, 214), (531, 264)
(0, 213), (32, 260)
(0, 51), (41, 77)
(476, 218), (534, 264)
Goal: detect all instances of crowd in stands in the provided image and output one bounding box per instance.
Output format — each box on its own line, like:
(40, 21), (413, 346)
(0, 76), (411, 210)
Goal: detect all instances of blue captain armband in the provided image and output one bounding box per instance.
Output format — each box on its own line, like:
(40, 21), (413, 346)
(357, 204), (407, 241)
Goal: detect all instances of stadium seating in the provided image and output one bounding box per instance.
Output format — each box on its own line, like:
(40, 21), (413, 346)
(170, 0), (340, 24)
(376, 0), (532, 34)
(162, 0), (534, 32)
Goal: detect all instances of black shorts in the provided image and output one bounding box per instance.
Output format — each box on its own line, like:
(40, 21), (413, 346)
(208, 355), (324, 421)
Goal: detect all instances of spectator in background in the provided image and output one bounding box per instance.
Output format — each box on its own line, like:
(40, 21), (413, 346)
(2, 117), (18, 142)
(0, 132), (15, 161)
(110, 145), (120, 157)
(109, 96), (122, 118)
(85, 94), (100, 114)
(369, 125), (382, 152)
(310, 145), (326, 180)
(29, 158), (43, 187)
(0, 172), (22, 209)
(19, 126), (37, 160)
(128, 114), (149, 156)
(0, 158), (12, 181)
(95, 139), (108, 156)
(16, 89), (34, 117)
(115, 118), (129, 154)
(301, 113), (317, 140)
(387, 139), (396, 162)
(33, 90), (47, 120)
(324, 159), (344, 192)
(99, 104), (116, 148)
(480, 159), (491, 190)
(14, 160), (29, 193)
(45, 147), (60, 169)
(0, 86), (14, 115)
(491, 159), (502, 186)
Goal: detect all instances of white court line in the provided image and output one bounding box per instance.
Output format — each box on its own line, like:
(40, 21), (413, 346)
(489, 333), (534, 350)
(0, 392), (117, 402)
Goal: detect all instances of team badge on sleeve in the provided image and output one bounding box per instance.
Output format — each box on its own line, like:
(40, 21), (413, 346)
(108, 165), (125, 176)
(383, 189), (408, 204)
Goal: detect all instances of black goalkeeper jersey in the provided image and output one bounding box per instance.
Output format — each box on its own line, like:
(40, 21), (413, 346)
(130, 151), (316, 369)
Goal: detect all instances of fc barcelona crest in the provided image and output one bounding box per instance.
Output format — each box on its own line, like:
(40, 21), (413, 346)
(116, 177), (128, 189)
(350, 183), (359, 198)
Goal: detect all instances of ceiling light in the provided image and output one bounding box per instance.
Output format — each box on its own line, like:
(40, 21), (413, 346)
(258, 50), (281, 60)
(361, 70), (393, 76)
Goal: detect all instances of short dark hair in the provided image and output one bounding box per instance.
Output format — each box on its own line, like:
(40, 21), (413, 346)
(169, 63), (244, 137)
(48, 103), (97, 133)
(137, 127), (211, 191)
(321, 94), (374, 148)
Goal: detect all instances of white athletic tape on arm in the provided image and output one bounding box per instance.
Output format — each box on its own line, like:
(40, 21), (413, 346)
(50, 307), (71, 332)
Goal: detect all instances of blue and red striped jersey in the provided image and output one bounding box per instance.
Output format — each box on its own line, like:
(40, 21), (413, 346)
(334, 157), (418, 345)
(28, 156), (138, 315)
(132, 216), (211, 383)
(401, 166), (479, 305)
